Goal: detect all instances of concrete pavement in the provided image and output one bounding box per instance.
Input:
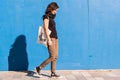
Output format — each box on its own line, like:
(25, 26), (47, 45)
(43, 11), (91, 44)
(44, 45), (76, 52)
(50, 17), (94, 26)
(0, 70), (120, 80)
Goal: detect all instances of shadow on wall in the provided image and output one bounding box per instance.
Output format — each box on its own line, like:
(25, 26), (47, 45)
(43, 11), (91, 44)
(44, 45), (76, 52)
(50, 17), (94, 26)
(8, 35), (29, 71)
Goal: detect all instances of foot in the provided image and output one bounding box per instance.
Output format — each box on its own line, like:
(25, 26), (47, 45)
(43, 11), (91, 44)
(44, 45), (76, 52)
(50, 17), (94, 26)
(51, 72), (60, 77)
(35, 67), (41, 75)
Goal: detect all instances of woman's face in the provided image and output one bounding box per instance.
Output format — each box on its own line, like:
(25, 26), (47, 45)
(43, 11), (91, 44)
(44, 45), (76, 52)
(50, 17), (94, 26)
(51, 9), (58, 14)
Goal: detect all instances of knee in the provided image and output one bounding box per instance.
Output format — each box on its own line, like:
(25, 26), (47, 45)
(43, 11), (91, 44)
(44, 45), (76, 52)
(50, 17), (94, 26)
(50, 56), (57, 61)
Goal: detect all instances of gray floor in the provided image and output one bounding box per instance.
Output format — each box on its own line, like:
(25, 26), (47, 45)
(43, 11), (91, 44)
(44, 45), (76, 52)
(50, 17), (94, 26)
(0, 70), (120, 80)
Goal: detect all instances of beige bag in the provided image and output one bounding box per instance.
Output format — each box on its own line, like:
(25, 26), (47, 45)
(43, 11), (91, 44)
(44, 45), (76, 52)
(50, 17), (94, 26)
(37, 26), (51, 47)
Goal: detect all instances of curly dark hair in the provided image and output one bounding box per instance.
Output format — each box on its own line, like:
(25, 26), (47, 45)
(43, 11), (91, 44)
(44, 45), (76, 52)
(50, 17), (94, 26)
(45, 2), (59, 14)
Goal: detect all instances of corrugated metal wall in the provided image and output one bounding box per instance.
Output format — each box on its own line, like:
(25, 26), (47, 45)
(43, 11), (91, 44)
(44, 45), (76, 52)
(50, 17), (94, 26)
(0, 0), (120, 71)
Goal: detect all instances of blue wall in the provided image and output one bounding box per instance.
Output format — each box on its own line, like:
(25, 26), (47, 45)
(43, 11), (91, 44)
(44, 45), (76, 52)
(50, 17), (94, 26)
(0, 0), (120, 71)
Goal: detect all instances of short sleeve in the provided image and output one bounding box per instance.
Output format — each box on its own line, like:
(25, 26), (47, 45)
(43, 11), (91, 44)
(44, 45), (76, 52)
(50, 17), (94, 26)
(43, 14), (49, 20)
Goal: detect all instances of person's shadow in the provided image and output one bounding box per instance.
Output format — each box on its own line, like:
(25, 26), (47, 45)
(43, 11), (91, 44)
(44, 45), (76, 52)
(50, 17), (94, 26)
(8, 35), (29, 71)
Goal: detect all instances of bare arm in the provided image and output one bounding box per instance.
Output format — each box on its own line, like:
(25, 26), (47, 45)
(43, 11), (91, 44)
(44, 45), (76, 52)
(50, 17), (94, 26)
(43, 19), (52, 45)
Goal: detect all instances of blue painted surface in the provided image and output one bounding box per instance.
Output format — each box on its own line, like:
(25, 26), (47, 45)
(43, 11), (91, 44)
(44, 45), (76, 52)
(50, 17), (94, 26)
(88, 0), (120, 69)
(0, 0), (120, 71)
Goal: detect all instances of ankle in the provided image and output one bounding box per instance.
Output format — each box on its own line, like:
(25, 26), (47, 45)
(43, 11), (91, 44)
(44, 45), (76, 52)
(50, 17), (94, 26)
(51, 72), (60, 77)
(37, 66), (42, 69)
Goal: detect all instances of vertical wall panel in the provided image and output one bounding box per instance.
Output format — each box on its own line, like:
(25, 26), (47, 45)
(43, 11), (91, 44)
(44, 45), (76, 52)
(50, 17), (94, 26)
(89, 0), (120, 69)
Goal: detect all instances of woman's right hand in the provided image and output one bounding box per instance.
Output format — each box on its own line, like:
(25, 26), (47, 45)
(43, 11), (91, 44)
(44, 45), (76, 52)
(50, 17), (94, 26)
(48, 39), (52, 46)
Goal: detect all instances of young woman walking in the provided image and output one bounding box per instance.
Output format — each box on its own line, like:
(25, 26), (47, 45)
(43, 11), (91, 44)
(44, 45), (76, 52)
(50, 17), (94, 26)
(36, 2), (60, 77)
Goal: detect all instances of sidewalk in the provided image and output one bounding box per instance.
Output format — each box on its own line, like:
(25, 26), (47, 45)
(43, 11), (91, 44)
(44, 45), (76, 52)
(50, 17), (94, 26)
(0, 70), (120, 80)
